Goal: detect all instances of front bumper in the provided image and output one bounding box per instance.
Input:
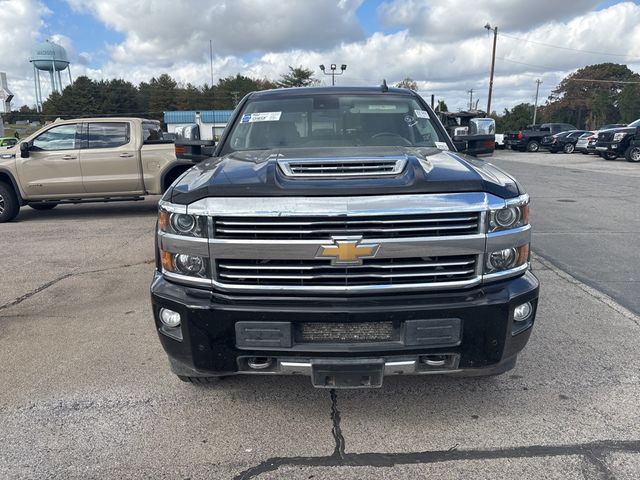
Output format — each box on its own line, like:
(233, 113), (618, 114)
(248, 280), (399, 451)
(595, 141), (623, 153)
(151, 270), (540, 387)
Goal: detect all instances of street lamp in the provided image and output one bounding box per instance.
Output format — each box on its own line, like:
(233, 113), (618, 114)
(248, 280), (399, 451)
(319, 63), (347, 86)
(484, 23), (498, 115)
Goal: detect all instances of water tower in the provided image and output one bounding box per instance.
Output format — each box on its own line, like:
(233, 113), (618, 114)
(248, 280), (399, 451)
(30, 40), (73, 112)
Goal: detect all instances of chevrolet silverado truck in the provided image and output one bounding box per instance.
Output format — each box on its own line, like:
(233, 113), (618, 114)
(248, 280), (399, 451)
(595, 119), (640, 161)
(151, 86), (539, 389)
(0, 117), (193, 222)
(504, 123), (576, 152)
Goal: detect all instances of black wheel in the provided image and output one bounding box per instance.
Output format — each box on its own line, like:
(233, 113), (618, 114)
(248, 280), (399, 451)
(177, 375), (222, 385)
(602, 151), (618, 161)
(29, 202), (58, 211)
(624, 145), (640, 163)
(0, 182), (20, 223)
(563, 143), (575, 154)
(526, 140), (540, 152)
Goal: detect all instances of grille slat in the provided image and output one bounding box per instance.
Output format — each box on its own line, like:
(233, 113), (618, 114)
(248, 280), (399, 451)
(216, 256), (478, 287)
(214, 212), (481, 240)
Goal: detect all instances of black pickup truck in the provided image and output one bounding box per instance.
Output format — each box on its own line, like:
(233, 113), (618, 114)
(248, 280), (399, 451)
(504, 123), (577, 152)
(151, 86), (539, 389)
(595, 119), (640, 161)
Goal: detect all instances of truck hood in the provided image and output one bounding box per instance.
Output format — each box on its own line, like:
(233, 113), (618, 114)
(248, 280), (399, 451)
(169, 146), (521, 204)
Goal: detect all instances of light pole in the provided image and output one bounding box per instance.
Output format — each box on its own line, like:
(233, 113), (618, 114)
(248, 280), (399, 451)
(484, 23), (498, 115)
(319, 64), (347, 86)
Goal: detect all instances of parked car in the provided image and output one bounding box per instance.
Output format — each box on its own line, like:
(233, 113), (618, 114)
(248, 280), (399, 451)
(504, 123), (577, 152)
(151, 86), (539, 387)
(595, 119), (640, 161)
(495, 133), (505, 149)
(575, 132), (595, 154)
(0, 137), (18, 147)
(0, 117), (195, 222)
(541, 130), (591, 153)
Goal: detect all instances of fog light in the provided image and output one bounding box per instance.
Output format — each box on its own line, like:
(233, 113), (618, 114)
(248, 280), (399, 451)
(514, 302), (533, 322)
(160, 308), (181, 328)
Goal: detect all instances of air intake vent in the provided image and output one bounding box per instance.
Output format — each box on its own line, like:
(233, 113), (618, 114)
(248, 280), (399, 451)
(278, 157), (407, 178)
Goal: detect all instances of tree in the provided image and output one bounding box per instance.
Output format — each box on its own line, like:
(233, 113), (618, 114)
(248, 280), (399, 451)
(494, 103), (535, 132)
(437, 100), (448, 112)
(618, 84), (640, 123)
(396, 77), (418, 91)
(276, 66), (317, 88)
(542, 63), (640, 129)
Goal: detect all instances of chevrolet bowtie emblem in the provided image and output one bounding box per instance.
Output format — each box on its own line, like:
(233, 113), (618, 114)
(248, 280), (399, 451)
(317, 236), (379, 265)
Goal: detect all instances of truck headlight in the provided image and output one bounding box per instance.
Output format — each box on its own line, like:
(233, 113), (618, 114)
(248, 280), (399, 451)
(485, 245), (529, 274)
(161, 251), (209, 279)
(158, 208), (207, 238)
(613, 132), (627, 142)
(488, 200), (529, 232)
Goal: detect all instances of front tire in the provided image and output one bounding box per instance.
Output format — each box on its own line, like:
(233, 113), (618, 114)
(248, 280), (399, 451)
(29, 202), (58, 211)
(563, 143), (575, 154)
(624, 145), (640, 163)
(0, 182), (20, 223)
(526, 140), (540, 152)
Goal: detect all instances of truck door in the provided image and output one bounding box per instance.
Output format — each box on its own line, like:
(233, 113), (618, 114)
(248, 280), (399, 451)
(80, 121), (144, 194)
(17, 123), (84, 197)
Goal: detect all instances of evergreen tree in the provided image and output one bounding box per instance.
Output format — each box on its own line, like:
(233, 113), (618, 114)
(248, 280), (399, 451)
(276, 66), (317, 88)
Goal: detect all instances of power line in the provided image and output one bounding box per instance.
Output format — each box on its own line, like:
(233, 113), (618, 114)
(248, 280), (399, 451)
(498, 32), (640, 60)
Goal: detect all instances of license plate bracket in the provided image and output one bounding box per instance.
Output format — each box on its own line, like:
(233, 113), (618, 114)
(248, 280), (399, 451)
(311, 358), (384, 389)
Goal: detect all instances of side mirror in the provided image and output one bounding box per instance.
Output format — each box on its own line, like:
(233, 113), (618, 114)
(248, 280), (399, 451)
(452, 136), (468, 153)
(20, 142), (30, 158)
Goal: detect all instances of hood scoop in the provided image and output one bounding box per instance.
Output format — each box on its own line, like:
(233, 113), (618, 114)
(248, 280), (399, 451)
(278, 156), (407, 178)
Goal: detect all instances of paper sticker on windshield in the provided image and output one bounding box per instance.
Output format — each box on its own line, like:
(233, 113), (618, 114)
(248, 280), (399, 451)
(435, 141), (449, 150)
(240, 112), (282, 123)
(414, 110), (430, 119)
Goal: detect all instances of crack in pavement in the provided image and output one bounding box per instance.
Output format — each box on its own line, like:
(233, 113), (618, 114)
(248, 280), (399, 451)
(329, 389), (346, 460)
(233, 439), (640, 479)
(0, 260), (154, 312)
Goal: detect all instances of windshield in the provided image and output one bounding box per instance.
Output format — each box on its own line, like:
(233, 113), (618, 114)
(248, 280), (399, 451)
(222, 94), (448, 153)
(628, 118), (640, 128)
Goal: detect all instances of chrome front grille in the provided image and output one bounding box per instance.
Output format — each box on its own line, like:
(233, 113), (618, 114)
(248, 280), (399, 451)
(216, 255), (478, 287)
(214, 212), (481, 240)
(278, 157), (406, 177)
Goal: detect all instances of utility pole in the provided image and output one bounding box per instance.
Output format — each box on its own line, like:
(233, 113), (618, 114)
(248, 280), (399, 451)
(467, 89), (474, 111)
(533, 79), (542, 125)
(209, 40), (214, 87)
(484, 24), (498, 115)
(231, 91), (240, 106)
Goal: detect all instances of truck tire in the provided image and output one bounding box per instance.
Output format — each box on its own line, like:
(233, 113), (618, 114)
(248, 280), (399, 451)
(177, 375), (222, 385)
(563, 143), (575, 154)
(0, 182), (20, 223)
(526, 140), (540, 152)
(624, 145), (640, 163)
(602, 151), (618, 161)
(29, 202), (58, 211)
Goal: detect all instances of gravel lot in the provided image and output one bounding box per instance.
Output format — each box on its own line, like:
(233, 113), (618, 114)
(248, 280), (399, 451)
(1, 150), (639, 479)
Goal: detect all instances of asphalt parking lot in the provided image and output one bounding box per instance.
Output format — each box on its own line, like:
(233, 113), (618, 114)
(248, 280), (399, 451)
(1, 150), (639, 479)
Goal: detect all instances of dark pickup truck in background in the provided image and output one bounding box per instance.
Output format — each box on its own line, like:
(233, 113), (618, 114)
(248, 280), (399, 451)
(505, 123), (577, 152)
(151, 86), (538, 389)
(595, 119), (640, 162)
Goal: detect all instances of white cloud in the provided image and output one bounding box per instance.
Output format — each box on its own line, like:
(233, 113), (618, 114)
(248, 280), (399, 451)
(2, 0), (640, 116)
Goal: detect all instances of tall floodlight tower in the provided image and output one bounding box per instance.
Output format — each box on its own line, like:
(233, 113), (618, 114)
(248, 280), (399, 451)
(30, 40), (72, 112)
